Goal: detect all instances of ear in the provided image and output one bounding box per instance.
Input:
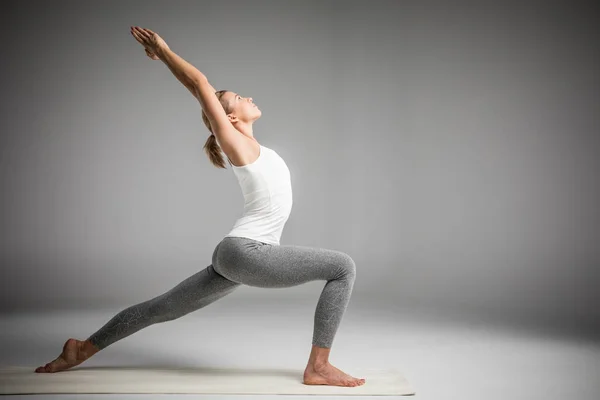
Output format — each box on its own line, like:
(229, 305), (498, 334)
(227, 114), (239, 124)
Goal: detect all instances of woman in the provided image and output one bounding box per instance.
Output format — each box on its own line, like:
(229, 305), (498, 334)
(35, 26), (365, 388)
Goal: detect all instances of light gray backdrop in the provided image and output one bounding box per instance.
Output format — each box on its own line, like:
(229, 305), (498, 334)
(1, 0), (598, 339)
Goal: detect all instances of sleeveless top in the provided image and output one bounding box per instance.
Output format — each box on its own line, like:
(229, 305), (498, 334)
(223, 144), (293, 245)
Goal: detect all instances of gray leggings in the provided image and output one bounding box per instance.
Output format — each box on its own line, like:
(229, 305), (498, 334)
(87, 236), (357, 350)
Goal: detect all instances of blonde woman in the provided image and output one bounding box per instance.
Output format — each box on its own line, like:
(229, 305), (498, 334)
(36, 26), (365, 388)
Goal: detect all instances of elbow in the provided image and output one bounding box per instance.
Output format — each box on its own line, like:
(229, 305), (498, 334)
(192, 74), (208, 86)
(191, 75), (210, 92)
(192, 76), (217, 97)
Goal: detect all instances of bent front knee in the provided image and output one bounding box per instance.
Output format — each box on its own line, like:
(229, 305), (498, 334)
(336, 252), (356, 280)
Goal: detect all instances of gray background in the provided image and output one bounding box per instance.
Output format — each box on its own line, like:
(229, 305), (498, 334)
(1, 0), (599, 340)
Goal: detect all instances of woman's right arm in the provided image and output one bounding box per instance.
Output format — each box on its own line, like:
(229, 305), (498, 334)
(156, 46), (215, 97)
(157, 47), (240, 151)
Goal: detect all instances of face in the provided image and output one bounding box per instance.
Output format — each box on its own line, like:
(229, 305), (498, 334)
(223, 91), (261, 123)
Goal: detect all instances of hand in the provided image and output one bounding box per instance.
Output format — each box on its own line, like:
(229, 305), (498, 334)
(130, 26), (169, 60)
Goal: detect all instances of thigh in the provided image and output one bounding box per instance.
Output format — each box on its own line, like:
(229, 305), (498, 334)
(213, 237), (356, 288)
(148, 263), (242, 317)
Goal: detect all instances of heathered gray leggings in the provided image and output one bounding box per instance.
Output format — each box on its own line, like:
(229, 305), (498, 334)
(87, 236), (357, 350)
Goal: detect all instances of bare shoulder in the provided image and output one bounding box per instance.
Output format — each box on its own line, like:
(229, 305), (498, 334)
(225, 136), (261, 167)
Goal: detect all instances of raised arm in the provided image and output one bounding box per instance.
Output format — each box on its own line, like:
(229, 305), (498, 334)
(130, 27), (240, 151)
(156, 46), (241, 152)
(156, 46), (215, 97)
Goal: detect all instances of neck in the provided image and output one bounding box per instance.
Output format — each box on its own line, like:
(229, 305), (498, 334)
(235, 121), (255, 140)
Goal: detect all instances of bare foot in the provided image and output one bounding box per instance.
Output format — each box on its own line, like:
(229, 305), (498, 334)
(35, 338), (97, 373)
(303, 362), (366, 387)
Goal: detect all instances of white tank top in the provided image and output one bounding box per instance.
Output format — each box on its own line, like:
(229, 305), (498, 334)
(224, 144), (293, 245)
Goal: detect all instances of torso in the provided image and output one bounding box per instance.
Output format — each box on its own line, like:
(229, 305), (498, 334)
(225, 136), (261, 167)
(223, 138), (293, 246)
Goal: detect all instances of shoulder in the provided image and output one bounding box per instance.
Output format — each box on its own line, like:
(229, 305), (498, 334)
(225, 137), (261, 167)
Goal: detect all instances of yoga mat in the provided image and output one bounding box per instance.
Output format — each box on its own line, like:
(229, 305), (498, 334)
(0, 366), (415, 395)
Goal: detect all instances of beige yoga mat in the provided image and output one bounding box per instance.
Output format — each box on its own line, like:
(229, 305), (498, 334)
(0, 365), (415, 395)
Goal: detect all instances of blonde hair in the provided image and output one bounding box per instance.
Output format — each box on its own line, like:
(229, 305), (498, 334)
(202, 89), (231, 169)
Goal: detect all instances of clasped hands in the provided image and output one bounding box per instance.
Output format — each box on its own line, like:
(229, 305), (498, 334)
(130, 26), (169, 60)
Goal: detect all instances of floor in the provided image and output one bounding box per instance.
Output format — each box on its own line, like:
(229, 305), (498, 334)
(1, 294), (598, 399)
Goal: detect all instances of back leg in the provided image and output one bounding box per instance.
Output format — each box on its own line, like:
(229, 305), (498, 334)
(86, 264), (242, 350)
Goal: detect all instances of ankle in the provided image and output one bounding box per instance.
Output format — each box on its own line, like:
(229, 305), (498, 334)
(310, 360), (330, 370)
(81, 340), (100, 357)
(307, 343), (331, 369)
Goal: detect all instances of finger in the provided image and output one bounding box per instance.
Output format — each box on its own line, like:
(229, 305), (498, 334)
(130, 26), (141, 39)
(142, 28), (156, 43)
(131, 29), (147, 45)
(131, 26), (145, 40)
(145, 48), (159, 59)
(135, 27), (151, 40)
(142, 28), (154, 35)
(130, 31), (142, 44)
